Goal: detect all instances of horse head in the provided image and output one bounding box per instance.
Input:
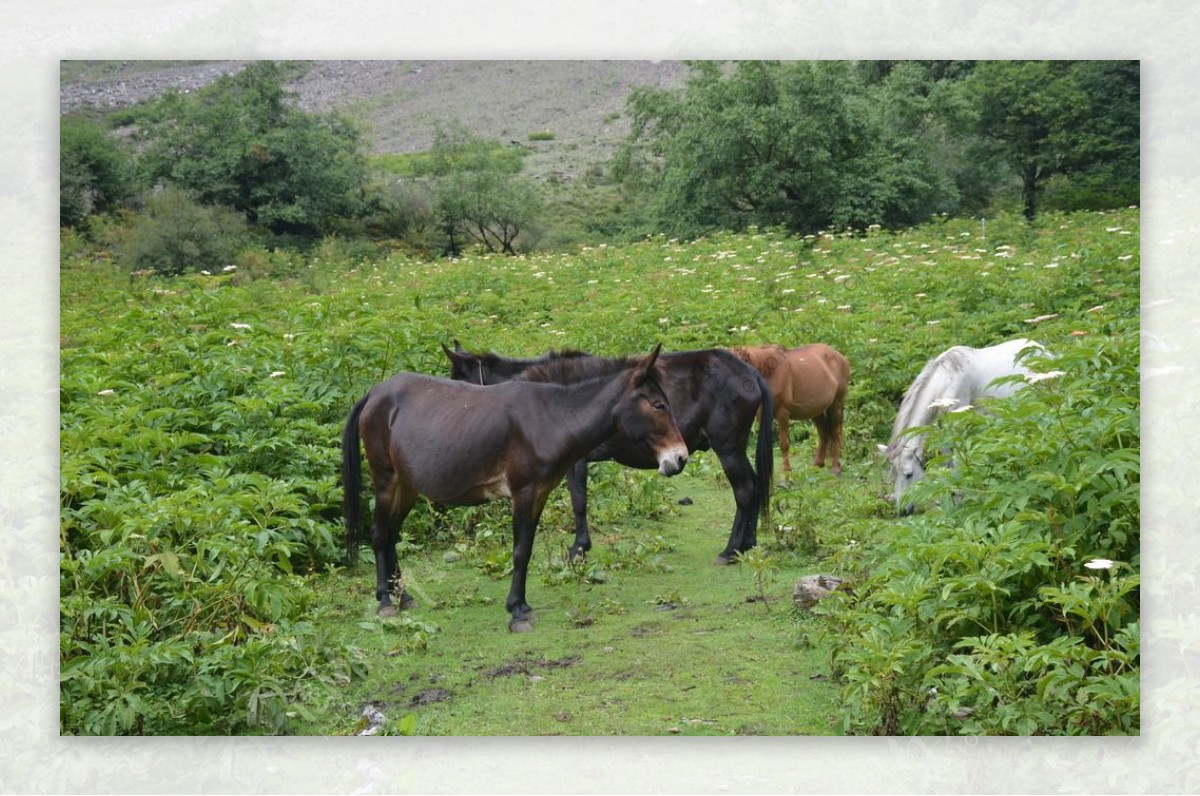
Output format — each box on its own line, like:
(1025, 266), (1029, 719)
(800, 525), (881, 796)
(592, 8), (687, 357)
(882, 436), (925, 516)
(442, 340), (498, 385)
(620, 344), (689, 476)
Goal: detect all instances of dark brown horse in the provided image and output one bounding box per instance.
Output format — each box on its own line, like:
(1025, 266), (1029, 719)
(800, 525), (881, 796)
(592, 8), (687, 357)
(444, 342), (774, 564)
(343, 345), (688, 632)
(730, 343), (850, 475)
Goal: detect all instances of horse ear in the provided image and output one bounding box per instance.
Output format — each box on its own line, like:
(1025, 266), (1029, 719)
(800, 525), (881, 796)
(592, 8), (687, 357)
(454, 339), (465, 353)
(632, 343), (663, 385)
(646, 343), (663, 369)
(441, 342), (457, 361)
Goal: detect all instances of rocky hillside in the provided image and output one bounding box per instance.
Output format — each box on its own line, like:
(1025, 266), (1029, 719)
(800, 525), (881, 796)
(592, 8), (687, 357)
(60, 59), (690, 182)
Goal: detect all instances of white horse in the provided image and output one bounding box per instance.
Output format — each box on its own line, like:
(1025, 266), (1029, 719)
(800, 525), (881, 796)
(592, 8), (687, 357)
(882, 338), (1049, 514)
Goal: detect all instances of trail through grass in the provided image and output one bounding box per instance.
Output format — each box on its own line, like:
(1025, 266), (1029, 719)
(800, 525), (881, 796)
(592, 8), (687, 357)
(301, 450), (847, 736)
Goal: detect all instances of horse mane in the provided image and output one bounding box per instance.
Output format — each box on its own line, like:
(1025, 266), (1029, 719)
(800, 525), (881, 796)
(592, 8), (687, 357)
(516, 350), (632, 385)
(886, 347), (972, 457)
(729, 345), (787, 369)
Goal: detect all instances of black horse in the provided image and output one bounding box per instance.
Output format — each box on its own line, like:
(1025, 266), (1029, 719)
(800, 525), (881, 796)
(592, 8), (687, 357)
(444, 342), (774, 564)
(343, 345), (688, 632)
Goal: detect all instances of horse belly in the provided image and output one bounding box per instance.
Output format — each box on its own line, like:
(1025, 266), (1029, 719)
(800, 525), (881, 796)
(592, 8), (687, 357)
(374, 381), (516, 505)
(781, 380), (837, 420)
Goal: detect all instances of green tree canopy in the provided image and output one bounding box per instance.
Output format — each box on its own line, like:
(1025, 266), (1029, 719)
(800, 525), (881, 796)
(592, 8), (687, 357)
(615, 60), (960, 238)
(424, 121), (543, 255)
(961, 60), (1139, 219)
(60, 116), (137, 227)
(138, 62), (369, 235)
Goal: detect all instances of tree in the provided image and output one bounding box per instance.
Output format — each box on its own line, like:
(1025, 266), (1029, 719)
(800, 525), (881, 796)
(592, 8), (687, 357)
(425, 121), (543, 254)
(138, 62), (369, 235)
(962, 61), (1139, 220)
(614, 60), (960, 238)
(60, 117), (137, 227)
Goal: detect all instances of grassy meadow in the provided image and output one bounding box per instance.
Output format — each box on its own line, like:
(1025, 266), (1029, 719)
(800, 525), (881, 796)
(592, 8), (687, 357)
(59, 207), (1139, 735)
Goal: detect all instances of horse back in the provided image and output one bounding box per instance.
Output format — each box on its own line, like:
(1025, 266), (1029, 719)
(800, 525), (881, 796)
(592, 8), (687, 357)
(968, 339), (1044, 400)
(358, 374), (527, 504)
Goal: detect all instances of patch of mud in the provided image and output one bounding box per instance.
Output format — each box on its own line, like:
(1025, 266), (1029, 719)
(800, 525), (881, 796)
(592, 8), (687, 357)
(483, 655), (582, 679)
(409, 688), (453, 706)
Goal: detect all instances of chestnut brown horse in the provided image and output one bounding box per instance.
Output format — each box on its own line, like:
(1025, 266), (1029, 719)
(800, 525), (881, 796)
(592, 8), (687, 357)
(445, 342), (775, 564)
(342, 345), (688, 632)
(730, 344), (850, 475)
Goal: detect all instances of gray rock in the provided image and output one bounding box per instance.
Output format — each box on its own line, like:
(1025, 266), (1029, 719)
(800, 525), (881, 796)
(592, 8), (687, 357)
(793, 574), (844, 609)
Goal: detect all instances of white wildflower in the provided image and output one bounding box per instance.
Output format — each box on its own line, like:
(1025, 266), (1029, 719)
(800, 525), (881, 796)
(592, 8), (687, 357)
(97, 389), (115, 396)
(1025, 370), (1066, 384)
(222, 265), (237, 272)
(230, 322), (252, 330)
(928, 397), (959, 410)
(1085, 559), (1114, 570)
(1024, 313), (1059, 324)
(269, 371), (286, 378)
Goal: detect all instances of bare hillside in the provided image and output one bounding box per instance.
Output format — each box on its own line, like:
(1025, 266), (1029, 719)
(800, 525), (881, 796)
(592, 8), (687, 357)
(60, 59), (690, 181)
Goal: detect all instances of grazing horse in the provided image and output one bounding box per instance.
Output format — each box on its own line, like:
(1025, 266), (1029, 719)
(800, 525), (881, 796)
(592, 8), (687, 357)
(730, 344), (850, 476)
(444, 342), (775, 564)
(883, 338), (1048, 515)
(342, 345), (689, 632)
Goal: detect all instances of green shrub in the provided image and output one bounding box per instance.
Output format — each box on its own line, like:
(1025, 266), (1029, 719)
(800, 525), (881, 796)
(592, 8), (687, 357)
(122, 189), (249, 275)
(820, 326), (1139, 734)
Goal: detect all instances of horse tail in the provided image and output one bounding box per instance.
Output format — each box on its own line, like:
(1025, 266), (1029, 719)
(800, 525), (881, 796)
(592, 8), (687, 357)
(342, 393), (370, 566)
(753, 370), (775, 532)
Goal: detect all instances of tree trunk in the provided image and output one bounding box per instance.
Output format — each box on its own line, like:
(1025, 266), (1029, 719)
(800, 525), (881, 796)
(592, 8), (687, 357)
(1022, 164), (1040, 222)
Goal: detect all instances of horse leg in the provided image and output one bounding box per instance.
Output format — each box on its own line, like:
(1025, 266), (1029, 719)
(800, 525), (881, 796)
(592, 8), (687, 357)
(811, 415), (831, 470)
(566, 459), (592, 561)
(372, 486), (417, 616)
(828, 402), (844, 476)
(712, 447), (758, 565)
(506, 487), (549, 632)
(777, 411), (792, 473)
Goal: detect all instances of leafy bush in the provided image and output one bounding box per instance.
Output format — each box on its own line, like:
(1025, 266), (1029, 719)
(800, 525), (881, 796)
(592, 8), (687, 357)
(122, 188), (249, 275)
(820, 326), (1139, 734)
(137, 61), (369, 235)
(60, 273), (363, 734)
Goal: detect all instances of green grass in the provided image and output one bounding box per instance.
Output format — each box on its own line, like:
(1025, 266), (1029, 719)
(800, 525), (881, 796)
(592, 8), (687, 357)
(300, 452), (845, 736)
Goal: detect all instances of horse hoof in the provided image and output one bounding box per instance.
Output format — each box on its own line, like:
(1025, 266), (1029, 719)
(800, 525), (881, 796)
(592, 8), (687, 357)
(509, 618), (535, 633)
(398, 596), (418, 611)
(378, 605), (398, 618)
(714, 555), (732, 566)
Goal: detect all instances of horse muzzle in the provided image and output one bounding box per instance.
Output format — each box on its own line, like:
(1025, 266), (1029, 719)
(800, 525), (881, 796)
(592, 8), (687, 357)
(657, 445), (689, 476)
